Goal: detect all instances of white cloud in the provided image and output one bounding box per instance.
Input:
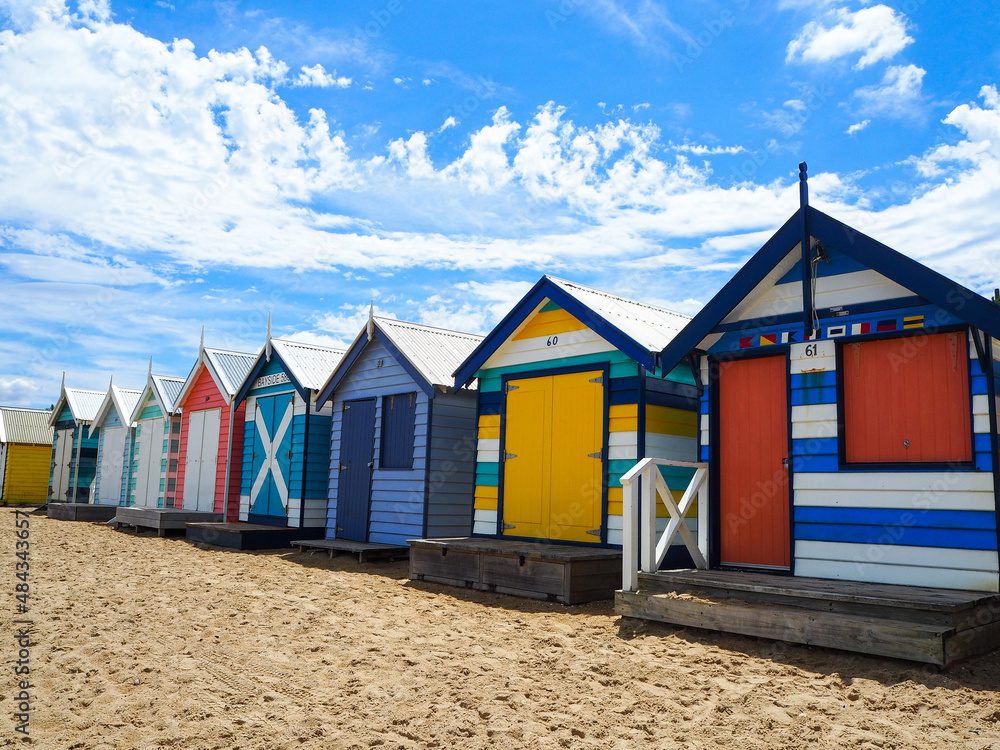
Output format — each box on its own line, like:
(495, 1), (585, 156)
(437, 116), (458, 133)
(786, 5), (912, 70)
(846, 119), (870, 135)
(854, 64), (925, 119)
(632, 102), (650, 113)
(671, 142), (746, 156)
(292, 63), (351, 88)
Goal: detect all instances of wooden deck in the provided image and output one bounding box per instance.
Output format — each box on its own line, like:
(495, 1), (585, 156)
(185, 522), (324, 551)
(616, 569), (1000, 667)
(46, 502), (118, 522)
(291, 538), (409, 563)
(409, 537), (622, 605)
(114, 507), (223, 536)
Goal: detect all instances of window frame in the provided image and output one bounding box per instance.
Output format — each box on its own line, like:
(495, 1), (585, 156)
(836, 326), (976, 471)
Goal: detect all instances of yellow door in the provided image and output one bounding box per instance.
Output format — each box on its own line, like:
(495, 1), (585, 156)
(502, 370), (604, 542)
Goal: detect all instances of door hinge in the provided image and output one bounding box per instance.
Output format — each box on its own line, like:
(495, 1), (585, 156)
(504, 452), (517, 460)
(338, 464), (347, 471)
(588, 452), (602, 458)
(506, 383), (519, 392)
(503, 522), (516, 530)
(589, 375), (603, 384)
(586, 528), (601, 536)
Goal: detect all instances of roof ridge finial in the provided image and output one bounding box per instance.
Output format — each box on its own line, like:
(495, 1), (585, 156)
(109, 374), (114, 389)
(367, 300), (375, 341)
(265, 310), (273, 362)
(61, 371), (65, 390)
(200, 324), (205, 353)
(799, 161), (809, 209)
(148, 356), (153, 376)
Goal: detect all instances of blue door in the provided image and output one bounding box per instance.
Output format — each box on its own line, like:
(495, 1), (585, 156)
(249, 392), (294, 526)
(337, 398), (376, 541)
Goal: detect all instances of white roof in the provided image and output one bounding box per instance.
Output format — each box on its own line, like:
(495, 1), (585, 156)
(177, 346), (259, 406)
(270, 338), (346, 392)
(130, 373), (186, 422)
(376, 317), (484, 389)
(91, 385), (143, 430)
(49, 386), (105, 426)
(545, 276), (692, 354)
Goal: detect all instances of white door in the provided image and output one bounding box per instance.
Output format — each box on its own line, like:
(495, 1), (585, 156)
(183, 409), (221, 513)
(52, 428), (74, 501)
(98, 426), (126, 505)
(134, 417), (164, 508)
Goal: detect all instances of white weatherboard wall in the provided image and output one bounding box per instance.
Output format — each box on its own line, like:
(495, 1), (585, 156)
(184, 408), (221, 513)
(789, 338), (1000, 592)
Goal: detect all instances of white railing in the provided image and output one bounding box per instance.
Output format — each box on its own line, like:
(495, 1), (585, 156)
(620, 458), (709, 592)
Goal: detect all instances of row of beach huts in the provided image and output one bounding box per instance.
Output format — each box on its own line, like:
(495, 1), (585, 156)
(12, 176), (1000, 666)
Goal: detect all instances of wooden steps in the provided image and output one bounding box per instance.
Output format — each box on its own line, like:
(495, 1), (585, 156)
(616, 569), (1000, 667)
(185, 522), (324, 550)
(291, 538), (409, 562)
(46, 503), (118, 522)
(409, 537), (622, 605)
(114, 507), (223, 536)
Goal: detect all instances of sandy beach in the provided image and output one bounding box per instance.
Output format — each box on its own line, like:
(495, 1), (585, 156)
(3, 510), (1000, 749)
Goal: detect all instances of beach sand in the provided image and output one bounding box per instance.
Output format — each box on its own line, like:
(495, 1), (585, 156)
(3, 510), (1000, 749)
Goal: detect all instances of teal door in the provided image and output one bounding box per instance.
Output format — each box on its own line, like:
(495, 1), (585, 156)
(249, 393), (294, 526)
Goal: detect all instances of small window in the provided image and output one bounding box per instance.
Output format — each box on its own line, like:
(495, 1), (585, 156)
(842, 331), (972, 464)
(380, 393), (416, 469)
(171, 421), (181, 434)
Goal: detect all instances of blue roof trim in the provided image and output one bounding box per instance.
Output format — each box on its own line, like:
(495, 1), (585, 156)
(658, 210), (803, 369)
(234, 349), (308, 407)
(808, 208), (1000, 338)
(452, 276), (657, 387)
(316, 328), (435, 408)
(660, 206), (1000, 372)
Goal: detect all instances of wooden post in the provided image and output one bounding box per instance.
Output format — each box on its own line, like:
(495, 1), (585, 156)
(698, 472), (709, 569)
(622, 473), (638, 592)
(640, 466), (657, 574)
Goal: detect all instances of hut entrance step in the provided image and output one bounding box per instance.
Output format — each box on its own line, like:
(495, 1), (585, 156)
(408, 537), (622, 605)
(291, 538), (409, 562)
(46, 503), (119, 522)
(114, 507), (223, 536)
(617, 568), (1000, 667)
(184, 522), (324, 550)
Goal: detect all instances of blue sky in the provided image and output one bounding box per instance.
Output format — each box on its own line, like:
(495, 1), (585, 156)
(1, 0), (999, 406)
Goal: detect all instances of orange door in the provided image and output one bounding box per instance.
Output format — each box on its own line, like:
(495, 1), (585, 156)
(718, 355), (790, 569)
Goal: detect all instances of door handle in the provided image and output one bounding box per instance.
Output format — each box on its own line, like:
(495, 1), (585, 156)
(781, 457), (789, 470)
(367, 462), (374, 468)
(338, 464), (347, 471)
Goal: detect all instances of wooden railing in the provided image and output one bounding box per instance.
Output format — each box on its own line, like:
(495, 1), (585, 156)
(620, 458), (709, 592)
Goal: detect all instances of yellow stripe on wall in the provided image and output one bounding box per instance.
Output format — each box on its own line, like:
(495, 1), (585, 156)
(646, 404), (698, 438)
(606, 485), (697, 518)
(3, 444), (51, 503)
(609, 403), (638, 433)
(512, 308), (590, 341)
(478, 413), (500, 440)
(474, 485), (498, 510)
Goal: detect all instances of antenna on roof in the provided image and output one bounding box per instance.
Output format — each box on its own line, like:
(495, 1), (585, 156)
(367, 300), (375, 342)
(799, 161), (809, 208)
(265, 310), (273, 362)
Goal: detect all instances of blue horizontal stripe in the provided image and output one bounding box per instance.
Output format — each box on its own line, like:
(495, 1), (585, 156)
(791, 386), (837, 406)
(790, 370), (837, 388)
(975, 432), (994, 453)
(793, 454), (839, 472)
(792, 437), (838, 458)
(976, 452), (993, 473)
(795, 523), (997, 551)
(475, 463), (499, 486)
(971, 374), (988, 396)
(700, 445), (710, 462)
(795, 506), (996, 531)
(610, 390), (639, 406)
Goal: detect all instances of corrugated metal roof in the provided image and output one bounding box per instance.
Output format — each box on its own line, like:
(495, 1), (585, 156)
(91, 385), (143, 430)
(546, 276), (692, 353)
(153, 375), (186, 413)
(0, 407), (53, 445)
(64, 388), (105, 423)
(376, 317), (484, 389)
(270, 338), (346, 392)
(205, 348), (258, 397)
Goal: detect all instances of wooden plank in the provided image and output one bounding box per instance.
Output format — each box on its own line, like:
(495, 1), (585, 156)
(616, 590), (949, 665)
(481, 555), (565, 596)
(945, 619), (1000, 665)
(409, 547), (481, 584)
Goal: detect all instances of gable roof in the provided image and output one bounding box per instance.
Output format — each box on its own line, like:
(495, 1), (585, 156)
(235, 337), (346, 405)
(49, 386), (105, 427)
(176, 345), (259, 407)
(130, 372), (186, 422)
(453, 275), (691, 386)
(91, 385), (143, 431)
(658, 205), (1000, 370)
(0, 407), (53, 445)
(317, 317), (484, 405)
